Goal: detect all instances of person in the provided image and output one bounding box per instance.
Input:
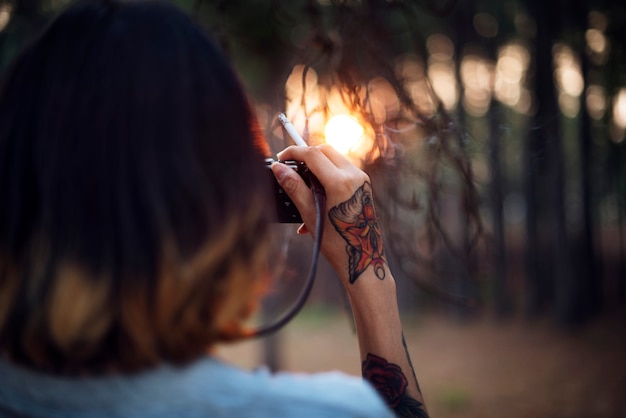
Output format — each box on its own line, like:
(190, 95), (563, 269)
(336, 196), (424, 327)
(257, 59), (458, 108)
(0, 1), (428, 417)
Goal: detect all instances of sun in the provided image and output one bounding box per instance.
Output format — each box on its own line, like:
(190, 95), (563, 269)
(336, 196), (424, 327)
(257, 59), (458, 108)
(324, 115), (364, 155)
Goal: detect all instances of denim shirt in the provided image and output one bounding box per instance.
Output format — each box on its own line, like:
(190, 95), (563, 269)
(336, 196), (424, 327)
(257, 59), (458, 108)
(0, 356), (393, 418)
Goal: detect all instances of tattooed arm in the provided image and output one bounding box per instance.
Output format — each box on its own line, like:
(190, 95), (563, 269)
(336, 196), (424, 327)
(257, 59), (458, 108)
(272, 145), (429, 418)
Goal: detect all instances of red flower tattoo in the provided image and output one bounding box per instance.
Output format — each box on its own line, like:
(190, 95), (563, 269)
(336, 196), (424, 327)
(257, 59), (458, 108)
(362, 353), (408, 409)
(329, 182), (385, 284)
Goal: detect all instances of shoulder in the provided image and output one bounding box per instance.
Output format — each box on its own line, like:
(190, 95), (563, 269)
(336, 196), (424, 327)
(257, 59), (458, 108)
(266, 369), (393, 417)
(178, 357), (394, 418)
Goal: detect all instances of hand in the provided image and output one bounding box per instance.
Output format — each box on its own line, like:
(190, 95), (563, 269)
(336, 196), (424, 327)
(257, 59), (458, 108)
(271, 145), (386, 286)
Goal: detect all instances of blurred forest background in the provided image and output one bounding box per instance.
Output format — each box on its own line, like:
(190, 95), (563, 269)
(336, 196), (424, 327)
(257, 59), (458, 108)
(1, 0), (625, 416)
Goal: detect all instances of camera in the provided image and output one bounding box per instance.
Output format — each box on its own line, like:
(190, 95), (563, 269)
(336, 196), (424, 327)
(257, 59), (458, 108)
(266, 158), (311, 223)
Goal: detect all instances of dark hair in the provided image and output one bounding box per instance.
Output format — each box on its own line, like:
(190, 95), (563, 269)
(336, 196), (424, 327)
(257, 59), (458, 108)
(0, 0), (272, 374)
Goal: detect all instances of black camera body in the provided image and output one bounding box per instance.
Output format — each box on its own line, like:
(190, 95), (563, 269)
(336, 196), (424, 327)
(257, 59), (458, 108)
(266, 158), (311, 223)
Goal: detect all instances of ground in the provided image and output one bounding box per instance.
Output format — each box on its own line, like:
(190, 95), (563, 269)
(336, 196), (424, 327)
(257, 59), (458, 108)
(216, 307), (626, 418)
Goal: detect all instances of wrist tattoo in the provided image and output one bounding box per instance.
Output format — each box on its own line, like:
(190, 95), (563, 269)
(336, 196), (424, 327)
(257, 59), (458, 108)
(362, 353), (428, 417)
(329, 181), (385, 284)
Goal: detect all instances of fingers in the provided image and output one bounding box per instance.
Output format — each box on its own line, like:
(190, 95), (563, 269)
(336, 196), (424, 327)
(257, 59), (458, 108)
(316, 143), (356, 169)
(278, 144), (353, 169)
(277, 144), (366, 192)
(277, 146), (337, 186)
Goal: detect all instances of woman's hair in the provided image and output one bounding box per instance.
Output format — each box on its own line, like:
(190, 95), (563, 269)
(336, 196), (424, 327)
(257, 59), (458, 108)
(0, 0), (273, 375)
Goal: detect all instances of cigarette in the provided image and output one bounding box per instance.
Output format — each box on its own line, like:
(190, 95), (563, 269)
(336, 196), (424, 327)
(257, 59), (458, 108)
(278, 113), (308, 147)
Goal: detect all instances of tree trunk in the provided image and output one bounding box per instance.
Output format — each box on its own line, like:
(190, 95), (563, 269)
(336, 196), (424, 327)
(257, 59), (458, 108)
(489, 102), (509, 316)
(575, 0), (602, 319)
(525, 0), (572, 323)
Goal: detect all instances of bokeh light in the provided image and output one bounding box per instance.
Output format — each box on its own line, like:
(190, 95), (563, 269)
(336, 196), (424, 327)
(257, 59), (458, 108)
(553, 44), (583, 118)
(284, 64), (325, 142)
(426, 34), (458, 111)
(473, 12), (498, 38)
(612, 88), (626, 129)
(609, 88), (626, 143)
(494, 42), (530, 114)
(514, 13), (536, 38)
(586, 29), (607, 55)
(396, 55), (436, 115)
(586, 11), (610, 65)
(367, 77), (400, 124)
(460, 54), (493, 116)
(426, 34), (454, 62)
(428, 61), (458, 111)
(585, 85), (606, 120)
(0, 4), (11, 32)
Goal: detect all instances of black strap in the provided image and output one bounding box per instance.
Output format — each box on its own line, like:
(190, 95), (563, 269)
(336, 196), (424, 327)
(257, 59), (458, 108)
(247, 176), (326, 338)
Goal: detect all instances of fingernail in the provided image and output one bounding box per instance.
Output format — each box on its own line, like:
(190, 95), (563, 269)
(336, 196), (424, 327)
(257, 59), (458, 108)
(270, 162), (290, 184)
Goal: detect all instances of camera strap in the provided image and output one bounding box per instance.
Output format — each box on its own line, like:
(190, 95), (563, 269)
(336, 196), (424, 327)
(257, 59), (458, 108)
(246, 176), (326, 338)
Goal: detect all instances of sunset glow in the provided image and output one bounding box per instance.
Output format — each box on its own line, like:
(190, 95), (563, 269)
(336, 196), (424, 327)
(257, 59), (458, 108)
(325, 115), (364, 155)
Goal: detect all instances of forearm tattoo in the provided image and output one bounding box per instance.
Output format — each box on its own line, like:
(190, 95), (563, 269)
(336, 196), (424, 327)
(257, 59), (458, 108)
(329, 182), (385, 284)
(362, 353), (428, 418)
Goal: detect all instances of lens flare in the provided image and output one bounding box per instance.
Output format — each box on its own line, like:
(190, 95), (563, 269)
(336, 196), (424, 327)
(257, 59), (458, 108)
(325, 115), (364, 155)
